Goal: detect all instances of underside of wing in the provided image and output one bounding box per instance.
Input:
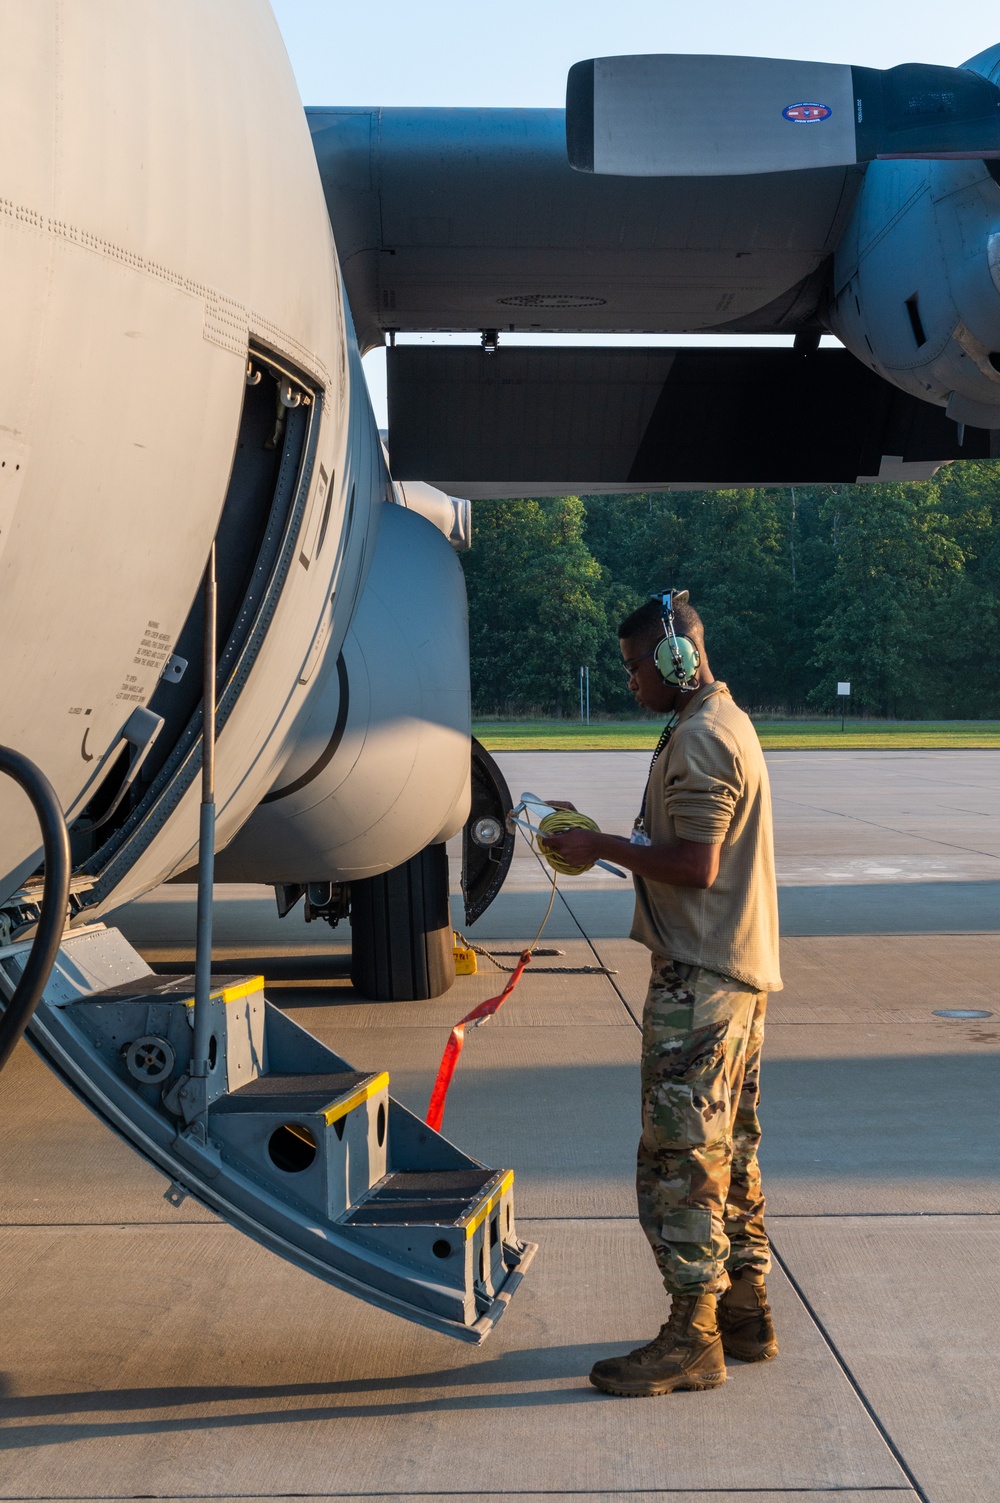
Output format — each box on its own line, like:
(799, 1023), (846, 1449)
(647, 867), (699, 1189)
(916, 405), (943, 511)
(386, 345), (994, 495)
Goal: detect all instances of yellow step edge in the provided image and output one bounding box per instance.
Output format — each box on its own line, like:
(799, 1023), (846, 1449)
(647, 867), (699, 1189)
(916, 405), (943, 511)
(464, 1170), (514, 1240)
(323, 1071), (390, 1126)
(217, 976), (265, 1005)
(182, 976), (266, 1008)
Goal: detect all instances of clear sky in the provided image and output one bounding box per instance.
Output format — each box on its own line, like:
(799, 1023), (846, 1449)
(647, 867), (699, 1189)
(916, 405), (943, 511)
(269, 1), (1000, 425)
(270, 0), (997, 109)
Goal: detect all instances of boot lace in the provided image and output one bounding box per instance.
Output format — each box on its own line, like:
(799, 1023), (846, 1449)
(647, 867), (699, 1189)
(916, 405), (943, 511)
(629, 1298), (695, 1363)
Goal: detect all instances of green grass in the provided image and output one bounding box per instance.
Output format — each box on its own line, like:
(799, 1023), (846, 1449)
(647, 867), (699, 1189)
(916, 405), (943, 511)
(473, 718), (1000, 751)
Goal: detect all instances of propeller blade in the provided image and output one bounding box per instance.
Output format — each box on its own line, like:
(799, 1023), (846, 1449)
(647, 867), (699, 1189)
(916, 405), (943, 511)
(566, 55), (1000, 177)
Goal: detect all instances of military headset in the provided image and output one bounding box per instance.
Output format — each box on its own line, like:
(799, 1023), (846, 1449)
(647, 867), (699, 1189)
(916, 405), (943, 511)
(651, 589), (701, 688)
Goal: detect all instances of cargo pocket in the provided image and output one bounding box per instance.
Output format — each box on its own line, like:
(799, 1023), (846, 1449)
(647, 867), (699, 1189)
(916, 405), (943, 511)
(658, 1205), (714, 1247)
(641, 1020), (731, 1152)
(642, 1079), (732, 1151)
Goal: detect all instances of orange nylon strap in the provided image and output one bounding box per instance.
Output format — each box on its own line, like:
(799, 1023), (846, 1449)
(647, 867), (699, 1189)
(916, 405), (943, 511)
(425, 950), (532, 1132)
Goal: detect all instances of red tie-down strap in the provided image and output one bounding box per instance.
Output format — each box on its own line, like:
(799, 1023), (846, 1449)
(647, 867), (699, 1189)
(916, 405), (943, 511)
(425, 950), (532, 1132)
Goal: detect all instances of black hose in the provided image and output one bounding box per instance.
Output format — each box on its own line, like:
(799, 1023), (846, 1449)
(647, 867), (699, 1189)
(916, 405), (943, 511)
(0, 748), (71, 1074)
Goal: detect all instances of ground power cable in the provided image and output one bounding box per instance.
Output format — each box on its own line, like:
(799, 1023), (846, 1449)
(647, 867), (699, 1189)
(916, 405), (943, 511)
(427, 808), (638, 1130)
(426, 860), (558, 1131)
(515, 821), (643, 1029)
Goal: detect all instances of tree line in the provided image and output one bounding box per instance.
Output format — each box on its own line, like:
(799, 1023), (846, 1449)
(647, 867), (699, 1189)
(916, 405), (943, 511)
(460, 460), (1000, 719)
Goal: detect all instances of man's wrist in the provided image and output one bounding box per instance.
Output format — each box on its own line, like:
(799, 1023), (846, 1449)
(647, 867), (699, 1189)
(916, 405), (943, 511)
(595, 833), (638, 866)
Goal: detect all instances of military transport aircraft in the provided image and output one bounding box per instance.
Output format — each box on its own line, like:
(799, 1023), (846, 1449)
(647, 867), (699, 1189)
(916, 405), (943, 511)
(2, 1), (999, 1340)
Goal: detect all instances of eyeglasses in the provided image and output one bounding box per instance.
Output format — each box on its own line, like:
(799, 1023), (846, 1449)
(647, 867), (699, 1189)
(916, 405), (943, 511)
(622, 652), (656, 680)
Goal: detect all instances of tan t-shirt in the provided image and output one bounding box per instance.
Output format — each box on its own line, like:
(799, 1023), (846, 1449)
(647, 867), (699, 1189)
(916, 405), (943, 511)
(630, 681), (782, 993)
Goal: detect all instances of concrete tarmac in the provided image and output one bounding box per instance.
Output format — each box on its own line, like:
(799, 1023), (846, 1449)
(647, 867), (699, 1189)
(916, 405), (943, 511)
(1, 750), (998, 1502)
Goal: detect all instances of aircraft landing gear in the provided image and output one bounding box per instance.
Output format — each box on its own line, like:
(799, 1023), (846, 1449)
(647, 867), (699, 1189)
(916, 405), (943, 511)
(350, 841), (455, 1002)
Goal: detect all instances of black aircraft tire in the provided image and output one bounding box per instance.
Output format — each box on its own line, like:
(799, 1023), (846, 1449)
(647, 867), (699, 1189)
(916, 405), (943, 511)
(349, 842), (456, 1001)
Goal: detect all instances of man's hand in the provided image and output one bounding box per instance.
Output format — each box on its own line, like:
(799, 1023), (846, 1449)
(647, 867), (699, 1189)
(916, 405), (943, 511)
(544, 799), (578, 812)
(539, 825), (601, 867)
(539, 828), (721, 888)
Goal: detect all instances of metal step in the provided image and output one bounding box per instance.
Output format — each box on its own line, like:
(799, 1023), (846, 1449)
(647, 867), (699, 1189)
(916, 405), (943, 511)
(0, 923), (536, 1341)
(345, 1167), (501, 1223)
(211, 1069), (390, 1216)
(60, 968), (267, 1114)
(343, 1168), (517, 1308)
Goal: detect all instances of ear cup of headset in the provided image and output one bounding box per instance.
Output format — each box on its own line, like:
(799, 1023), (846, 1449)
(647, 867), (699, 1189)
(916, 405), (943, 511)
(654, 634), (701, 685)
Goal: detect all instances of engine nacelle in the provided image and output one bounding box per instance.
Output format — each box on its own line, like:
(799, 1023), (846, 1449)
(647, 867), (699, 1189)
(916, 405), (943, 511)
(829, 46), (1000, 432)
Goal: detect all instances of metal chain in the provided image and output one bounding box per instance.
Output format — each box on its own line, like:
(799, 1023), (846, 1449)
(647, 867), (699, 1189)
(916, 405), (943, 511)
(459, 937), (617, 977)
(635, 714), (679, 836)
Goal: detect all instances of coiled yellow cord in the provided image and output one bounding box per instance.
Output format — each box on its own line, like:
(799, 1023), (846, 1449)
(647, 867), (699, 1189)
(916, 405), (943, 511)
(536, 810), (602, 876)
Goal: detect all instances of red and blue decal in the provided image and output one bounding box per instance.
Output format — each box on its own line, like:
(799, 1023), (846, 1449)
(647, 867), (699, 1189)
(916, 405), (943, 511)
(782, 102), (832, 123)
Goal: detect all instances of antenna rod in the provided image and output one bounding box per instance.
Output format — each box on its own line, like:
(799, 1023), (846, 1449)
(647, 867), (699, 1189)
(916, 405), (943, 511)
(191, 543), (217, 1079)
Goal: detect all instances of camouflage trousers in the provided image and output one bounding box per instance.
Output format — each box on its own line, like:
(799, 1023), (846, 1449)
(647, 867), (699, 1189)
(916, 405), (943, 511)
(637, 953), (770, 1297)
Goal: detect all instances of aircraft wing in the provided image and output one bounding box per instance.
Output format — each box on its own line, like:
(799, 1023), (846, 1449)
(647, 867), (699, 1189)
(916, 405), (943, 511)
(308, 101), (1000, 489)
(307, 107), (858, 353)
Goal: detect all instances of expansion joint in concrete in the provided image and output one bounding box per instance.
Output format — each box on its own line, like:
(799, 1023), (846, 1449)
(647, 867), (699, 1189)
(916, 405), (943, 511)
(769, 1242), (931, 1503)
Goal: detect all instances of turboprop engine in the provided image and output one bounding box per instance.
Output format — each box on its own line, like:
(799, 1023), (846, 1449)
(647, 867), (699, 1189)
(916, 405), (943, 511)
(828, 46), (1000, 432)
(566, 43), (1000, 437)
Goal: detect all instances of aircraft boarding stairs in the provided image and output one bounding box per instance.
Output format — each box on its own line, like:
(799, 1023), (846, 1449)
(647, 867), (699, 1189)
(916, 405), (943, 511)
(0, 923), (535, 1342)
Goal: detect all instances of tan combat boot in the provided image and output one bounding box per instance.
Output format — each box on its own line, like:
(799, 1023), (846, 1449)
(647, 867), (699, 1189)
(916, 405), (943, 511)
(717, 1266), (778, 1362)
(589, 1291), (726, 1397)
